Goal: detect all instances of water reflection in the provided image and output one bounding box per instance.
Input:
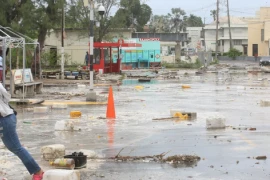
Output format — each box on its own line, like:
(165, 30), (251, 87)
(122, 79), (158, 85)
(107, 118), (115, 147)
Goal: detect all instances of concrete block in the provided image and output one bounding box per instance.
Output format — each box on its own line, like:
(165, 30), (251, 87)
(77, 84), (86, 88)
(33, 107), (49, 114)
(43, 170), (80, 180)
(52, 103), (68, 109)
(41, 144), (65, 161)
(206, 115), (226, 129)
(54, 120), (75, 131)
(86, 91), (97, 102)
(70, 111), (82, 118)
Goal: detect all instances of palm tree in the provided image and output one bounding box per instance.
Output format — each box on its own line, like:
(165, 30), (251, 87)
(210, 10), (217, 21)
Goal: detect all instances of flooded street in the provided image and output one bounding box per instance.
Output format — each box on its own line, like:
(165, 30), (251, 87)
(2, 64), (270, 179)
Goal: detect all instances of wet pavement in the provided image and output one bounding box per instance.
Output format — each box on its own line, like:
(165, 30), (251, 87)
(1, 63), (270, 179)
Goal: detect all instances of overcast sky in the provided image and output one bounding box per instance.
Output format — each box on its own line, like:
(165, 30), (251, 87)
(145, 0), (270, 23)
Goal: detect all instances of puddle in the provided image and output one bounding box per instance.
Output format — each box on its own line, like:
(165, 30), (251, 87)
(122, 79), (158, 85)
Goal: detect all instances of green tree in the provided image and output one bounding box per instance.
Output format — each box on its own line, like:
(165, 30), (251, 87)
(0, 0), (64, 74)
(168, 8), (186, 33)
(186, 14), (203, 27)
(113, 0), (152, 31)
(149, 15), (171, 33)
(136, 4), (152, 31)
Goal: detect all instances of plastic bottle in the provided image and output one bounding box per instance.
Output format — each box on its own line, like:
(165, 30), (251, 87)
(50, 158), (75, 170)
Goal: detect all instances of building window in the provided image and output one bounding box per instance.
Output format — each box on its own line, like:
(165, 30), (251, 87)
(182, 41), (185, 47)
(201, 40), (205, 46)
(222, 40), (224, 46)
(234, 40), (242, 45)
(261, 29), (265, 41)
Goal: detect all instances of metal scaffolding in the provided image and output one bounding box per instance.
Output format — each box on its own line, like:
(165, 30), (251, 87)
(0, 26), (41, 99)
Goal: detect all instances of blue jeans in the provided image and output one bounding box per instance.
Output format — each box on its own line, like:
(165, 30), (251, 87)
(0, 114), (41, 174)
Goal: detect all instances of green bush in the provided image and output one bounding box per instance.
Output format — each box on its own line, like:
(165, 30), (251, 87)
(210, 58), (219, 65)
(162, 60), (202, 69)
(227, 48), (242, 59)
(222, 52), (229, 56)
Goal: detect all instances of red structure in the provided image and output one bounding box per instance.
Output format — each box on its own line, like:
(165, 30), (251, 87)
(92, 41), (142, 73)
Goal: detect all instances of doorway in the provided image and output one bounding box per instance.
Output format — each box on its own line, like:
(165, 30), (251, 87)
(243, 45), (248, 55)
(252, 44), (258, 56)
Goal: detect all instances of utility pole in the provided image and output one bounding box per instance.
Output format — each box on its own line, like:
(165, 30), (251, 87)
(215, 0), (219, 60)
(227, 0), (233, 50)
(203, 17), (206, 52)
(61, 4), (65, 79)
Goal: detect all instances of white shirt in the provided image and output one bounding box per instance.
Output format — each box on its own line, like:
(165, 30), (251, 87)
(0, 83), (13, 117)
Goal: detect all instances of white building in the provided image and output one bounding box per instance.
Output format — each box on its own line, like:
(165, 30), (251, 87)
(184, 27), (203, 50)
(203, 16), (248, 55)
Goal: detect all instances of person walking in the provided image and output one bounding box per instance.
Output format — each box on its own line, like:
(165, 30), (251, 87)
(0, 83), (44, 180)
(85, 51), (89, 66)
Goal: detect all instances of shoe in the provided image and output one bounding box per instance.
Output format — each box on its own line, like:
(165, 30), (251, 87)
(32, 172), (44, 180)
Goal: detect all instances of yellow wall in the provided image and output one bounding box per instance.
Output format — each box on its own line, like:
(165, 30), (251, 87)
(248, 7), (270, 56)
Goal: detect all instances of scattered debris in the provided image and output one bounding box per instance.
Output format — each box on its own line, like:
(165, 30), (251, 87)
(97, 117), (106, 119)
(108, 150), (200, 166)
(256, 156), (267, 160)
(152, 117), (178, 121)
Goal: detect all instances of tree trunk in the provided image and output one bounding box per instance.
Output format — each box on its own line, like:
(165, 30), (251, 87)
(31, 26), (47, 78)
(175, 41), (181, 63)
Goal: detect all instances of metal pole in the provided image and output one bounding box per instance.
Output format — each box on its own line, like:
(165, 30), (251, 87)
(22, 39), (26, 100)
(34, 47), (36, 77)
(89, 0), (94, 90)
(2, 38), (6, 87)
(39, 44), (41, 79)
(9, 47), (12, 95)
(215, 0), (219, 60)
(86, 0), (97, 101)
(61, 4), (65, 79)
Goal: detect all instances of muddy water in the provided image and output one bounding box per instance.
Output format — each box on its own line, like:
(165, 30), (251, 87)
(3, 71), (270, 179)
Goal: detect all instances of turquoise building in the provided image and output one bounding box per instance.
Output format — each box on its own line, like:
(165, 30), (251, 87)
(112, 38), (161, 69)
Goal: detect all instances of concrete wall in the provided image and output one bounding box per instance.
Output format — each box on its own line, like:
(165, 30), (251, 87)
(218, 56), (258, 61)
(161, 55), (176, 63)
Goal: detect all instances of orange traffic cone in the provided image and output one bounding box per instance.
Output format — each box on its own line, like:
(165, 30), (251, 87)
(106, 86), (116, 119)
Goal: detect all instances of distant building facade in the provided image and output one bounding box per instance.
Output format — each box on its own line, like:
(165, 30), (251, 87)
(248, 7), (270, 57)
(44, 28), (134, 65)
(203, 16), (248, 55)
